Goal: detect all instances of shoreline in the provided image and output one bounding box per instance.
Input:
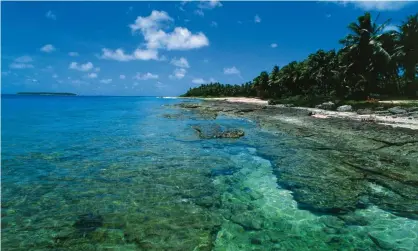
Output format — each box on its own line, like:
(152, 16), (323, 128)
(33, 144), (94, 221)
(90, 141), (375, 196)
(183, 97), (418, 130)
(171, 98), (418, 220)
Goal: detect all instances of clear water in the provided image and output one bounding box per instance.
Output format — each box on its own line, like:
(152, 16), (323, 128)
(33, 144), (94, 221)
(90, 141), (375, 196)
(1, 95), (417, 250)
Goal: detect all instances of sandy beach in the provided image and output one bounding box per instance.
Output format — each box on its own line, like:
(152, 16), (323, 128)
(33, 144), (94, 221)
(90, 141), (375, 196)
(191, 97), (418, 130)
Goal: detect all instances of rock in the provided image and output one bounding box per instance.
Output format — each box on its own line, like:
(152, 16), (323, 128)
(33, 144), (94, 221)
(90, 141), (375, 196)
(230, 213), (263, 230)
(336, 105), (352, 112)
(268, 100), (280, 105)
(407, 107), (418, 112)
(177, 103), (201, 109)
(315, 101), (335, 110)
(356, 109), (374, 115)
(73, 213), (103, 235)
(192, 124), (245, 139)
(388, 106), (407, 114)
(368, 232), (395, 250)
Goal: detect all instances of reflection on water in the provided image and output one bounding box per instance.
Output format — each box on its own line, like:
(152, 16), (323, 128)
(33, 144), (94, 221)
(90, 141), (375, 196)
(1, 95), (417, 250)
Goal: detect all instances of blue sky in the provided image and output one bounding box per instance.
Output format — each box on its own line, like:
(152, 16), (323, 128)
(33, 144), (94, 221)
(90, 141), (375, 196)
(2, 1), (417, 96)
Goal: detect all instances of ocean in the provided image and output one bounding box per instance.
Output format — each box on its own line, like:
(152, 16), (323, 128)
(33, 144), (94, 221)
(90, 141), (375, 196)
(1, 95), (417, 250)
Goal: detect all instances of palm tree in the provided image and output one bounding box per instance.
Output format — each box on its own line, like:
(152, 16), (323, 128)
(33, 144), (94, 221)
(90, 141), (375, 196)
(396, 14), (418, 96)
(339, 12), (393, 97)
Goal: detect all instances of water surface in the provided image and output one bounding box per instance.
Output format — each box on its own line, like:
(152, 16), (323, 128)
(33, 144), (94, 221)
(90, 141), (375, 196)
(2, 95), (417, 250)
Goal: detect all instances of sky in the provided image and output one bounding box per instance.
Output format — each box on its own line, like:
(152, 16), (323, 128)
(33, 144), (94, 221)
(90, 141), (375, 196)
(1, 1), (417, 96)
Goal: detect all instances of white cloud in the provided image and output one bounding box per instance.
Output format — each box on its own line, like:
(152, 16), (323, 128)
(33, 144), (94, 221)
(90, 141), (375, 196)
(192, 77), (216, 84)
(155, 81), (166, 89)
(87, 73), (98, 79)
(69, 52), (79, 57)
(10, 56), (33, 70)
(337, 1), (410, 11)
(198, 0), (222, 9)
(194, 9), (205, 17)
(46, 10), (56, 20)
(356, 1), (409, 11)
(99, 79), (112, 84)
(40, 44), (56, 53)
(326, 13), (332, 18)
(192, 78), (205, 84)
(237, 21), (243, 24)
(383, 24), (399, 32)
(210, 21), (218, 27)
(52, 74), (58, 78)
(254, 15), (261, 23)
(101, 48), (159, 61)
(134, 72), (159, 80)
(203, 58), (209, 63)
(129, 10), (209, 51)
(271, 43), (278, 48)
(170, 57), (190, 68)
(69, 62), (94, 72)
(9, 63), (34, 69)
(133, 48), (160, 60)
(120, 74), (126, 80)
(14, 56), (33, 63)
(94, 67), (100, 72)
(224, 66), (240, 75)
(169, 68), (187, 79)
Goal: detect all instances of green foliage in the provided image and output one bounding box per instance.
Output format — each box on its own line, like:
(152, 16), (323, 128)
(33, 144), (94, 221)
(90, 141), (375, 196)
(183, 12), (418, 100)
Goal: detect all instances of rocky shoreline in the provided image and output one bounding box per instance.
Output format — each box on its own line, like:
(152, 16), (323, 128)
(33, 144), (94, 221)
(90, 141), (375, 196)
(171, 100), (418, 220)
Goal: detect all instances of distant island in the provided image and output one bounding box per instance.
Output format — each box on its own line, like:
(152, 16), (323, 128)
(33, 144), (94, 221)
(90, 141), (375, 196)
(16, 92), (77, 96)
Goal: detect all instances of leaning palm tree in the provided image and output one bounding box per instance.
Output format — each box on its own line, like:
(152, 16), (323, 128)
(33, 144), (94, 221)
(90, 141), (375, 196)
(339, 12), (393, 97)
(395, 14), (418, 96)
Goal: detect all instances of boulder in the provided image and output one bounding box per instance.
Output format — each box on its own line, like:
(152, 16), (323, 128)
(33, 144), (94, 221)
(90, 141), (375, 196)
(356, 109), (374, 115)
(191, 124), (245, 139)
(315, 101), (335, 110)
(388, 106), (407, 114)
(336, 105), (352, 112)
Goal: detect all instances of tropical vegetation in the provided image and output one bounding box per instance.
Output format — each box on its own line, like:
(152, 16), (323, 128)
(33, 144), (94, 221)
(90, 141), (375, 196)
(182, 13), (418, 102)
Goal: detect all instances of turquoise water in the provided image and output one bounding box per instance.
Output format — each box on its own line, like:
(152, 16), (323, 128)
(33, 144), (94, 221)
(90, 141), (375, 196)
(1, 95), (417, 250)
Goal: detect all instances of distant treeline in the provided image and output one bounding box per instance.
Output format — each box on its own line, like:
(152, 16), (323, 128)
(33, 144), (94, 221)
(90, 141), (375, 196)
(182, 13), (418, 100)
(17, 92), (77, 96)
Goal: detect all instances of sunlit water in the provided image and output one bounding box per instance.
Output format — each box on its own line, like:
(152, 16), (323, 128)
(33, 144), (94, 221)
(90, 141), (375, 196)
(1, 95), (417, 250)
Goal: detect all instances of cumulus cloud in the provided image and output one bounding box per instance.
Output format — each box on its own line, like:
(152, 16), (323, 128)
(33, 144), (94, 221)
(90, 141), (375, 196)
(100, 79), (112, 84)
(210, 21), (218, 27)
(120, 74), (126, 79)
(129, 10), (209, 51)
(345, 1), (410, 11)
(15, 56), (33, 63)
(383, 24), (399, 32)
(271, 43), (278, 48)
(9, 63), (34, 69)
(101, 10), (209, 62)
(192, 77), (216, 84)
(169, 68), (187, 79)
(9, 56), (34, 69)
(100, 48), (160, 61)
(87, 73), (98, 79)
(69, 62), (94, 72)
(194, 9), (205, 17)
(198, 0), (222, 9)
(133, 72), (159, 80)
(40, 44), (56, 53)
(254, 15), (261, 23)
(46, 10), (56, 20)
(224, 66), (240, 75)
(69, 52), (79, 57)
(170, 57), (190, 68)
(52, 74), (58, 78)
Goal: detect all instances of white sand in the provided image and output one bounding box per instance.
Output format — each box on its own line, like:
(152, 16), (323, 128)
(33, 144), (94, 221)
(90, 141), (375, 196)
(199, 97), (418, 130)
(200, 97), (268, 105)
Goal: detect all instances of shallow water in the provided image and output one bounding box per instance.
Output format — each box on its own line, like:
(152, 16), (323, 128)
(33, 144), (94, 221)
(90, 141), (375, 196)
(1, 95), (417, 250)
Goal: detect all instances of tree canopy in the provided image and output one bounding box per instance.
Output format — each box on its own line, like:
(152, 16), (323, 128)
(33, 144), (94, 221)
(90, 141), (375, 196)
(182, 12), (418, 100)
